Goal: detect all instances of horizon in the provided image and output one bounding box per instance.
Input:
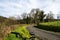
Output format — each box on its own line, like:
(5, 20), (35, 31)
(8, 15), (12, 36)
(0, 0), (60, 19)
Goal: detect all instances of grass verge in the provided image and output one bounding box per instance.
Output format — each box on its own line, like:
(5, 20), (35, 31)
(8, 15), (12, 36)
(4, 25), (31, 40)
(35, 21), (60, 32)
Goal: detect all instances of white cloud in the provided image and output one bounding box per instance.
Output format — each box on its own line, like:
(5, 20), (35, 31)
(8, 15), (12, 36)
(0, 1), (23, 16)
(0, 0), (60, 18)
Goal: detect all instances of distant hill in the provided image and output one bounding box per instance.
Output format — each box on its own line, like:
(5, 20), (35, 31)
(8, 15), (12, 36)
(0, 16), (7, 19)
(0, 16), (17, 25)
(0, 16), (7, 23)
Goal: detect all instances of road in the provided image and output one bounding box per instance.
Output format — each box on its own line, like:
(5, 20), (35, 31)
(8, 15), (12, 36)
(27, 26), (60, 40)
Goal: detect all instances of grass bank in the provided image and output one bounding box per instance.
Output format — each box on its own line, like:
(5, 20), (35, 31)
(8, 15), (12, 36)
(35, 21), (60, 32)
(4, 25), (31, 40)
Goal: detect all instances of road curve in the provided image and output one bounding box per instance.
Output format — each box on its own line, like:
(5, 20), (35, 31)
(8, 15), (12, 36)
(27, 26), (60, 40)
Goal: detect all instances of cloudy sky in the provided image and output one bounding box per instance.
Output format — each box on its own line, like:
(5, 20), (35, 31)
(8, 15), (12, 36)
(0, 0), (60, 18)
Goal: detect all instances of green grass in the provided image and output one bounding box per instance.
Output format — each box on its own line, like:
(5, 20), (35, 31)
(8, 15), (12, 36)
(13, 26), (31, 38)
(4, 25), (31, 40)
(35, 21), (60, 32)
(4, 34), (22, 40)
(40, 21), (60, 26)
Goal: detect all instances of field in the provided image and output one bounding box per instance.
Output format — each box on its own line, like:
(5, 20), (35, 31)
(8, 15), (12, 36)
(35, 21), (60, 32)
(4, 25), (31, 40)
(40, 21), (60, 26)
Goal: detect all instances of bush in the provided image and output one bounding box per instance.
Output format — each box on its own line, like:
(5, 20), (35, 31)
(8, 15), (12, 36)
(35, 25), (60, 32)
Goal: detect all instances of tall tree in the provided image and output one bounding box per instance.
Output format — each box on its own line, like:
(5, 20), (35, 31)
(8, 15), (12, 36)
(21, 13), (27, 20)
(29, 8), (46, 24)
(21, 13), (30, 24)
(57, 14), (60, 19)
(45, 11), (54, 22)
(39, 10), (46, 22)
(29, 9), (39, 23)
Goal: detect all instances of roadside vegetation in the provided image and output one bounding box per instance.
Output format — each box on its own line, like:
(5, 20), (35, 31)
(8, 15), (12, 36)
(35, 21), (60, 32)
(40, 21), (60, 26)
(4, 26), (31, 40)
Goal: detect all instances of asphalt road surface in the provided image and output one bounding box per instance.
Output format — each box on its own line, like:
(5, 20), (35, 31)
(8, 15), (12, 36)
(27, 26), (60, 40)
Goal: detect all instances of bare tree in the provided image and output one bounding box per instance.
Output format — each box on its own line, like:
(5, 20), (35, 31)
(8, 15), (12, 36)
(21, 13), (27, 19)
(57, 14), (60, 19)
(46, 11), (54, 22)
(29, 8), (46, 25)
(8, 16), (16, 20)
